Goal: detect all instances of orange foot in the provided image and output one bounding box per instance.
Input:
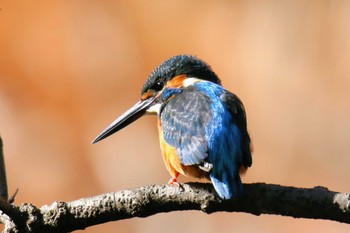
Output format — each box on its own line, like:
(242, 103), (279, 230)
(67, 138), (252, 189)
(168, 177), (184, 191)
(168, 177), (180, 187)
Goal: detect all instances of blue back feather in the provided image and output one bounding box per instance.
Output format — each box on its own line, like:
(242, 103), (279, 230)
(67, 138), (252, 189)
(160, 81), (250, 199)
(196, 82), (243, 199)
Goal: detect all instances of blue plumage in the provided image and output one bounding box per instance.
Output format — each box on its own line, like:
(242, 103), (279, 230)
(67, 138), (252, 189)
(160, 81), (250, 199)
(199, 82), (244, 199)
(92, 55), (251, 200)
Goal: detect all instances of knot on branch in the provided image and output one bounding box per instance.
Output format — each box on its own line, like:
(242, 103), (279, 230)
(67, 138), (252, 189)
(41, 201), (69, 227)
(334, 193), (350, 212)
(18, 203), (42, 232)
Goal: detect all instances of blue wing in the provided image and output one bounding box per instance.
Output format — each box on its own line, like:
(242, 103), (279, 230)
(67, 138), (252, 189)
(160, 82), (252, 199)
(160, 87), (211, 165)
(205, 85), (252, 199)
(220, 90), (252, 168)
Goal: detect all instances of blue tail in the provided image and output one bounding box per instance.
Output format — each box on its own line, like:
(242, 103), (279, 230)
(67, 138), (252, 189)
(210, 172), (243, 199)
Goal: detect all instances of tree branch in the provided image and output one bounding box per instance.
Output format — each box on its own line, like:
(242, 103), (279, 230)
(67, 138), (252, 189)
(0, 182), (349, 232)
(0, 135), (349, 232)
(0, 136), (19, 232)
(0, 136), (8, 201)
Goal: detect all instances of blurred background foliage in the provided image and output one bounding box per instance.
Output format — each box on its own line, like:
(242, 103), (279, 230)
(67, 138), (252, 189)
(0, 1), (349, 232)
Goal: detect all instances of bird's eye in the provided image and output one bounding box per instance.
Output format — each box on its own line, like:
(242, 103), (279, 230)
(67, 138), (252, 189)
(152, 81), (164, 91)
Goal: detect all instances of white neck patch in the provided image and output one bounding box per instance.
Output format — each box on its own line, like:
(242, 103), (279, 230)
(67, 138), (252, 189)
(183, 77), (202, 87)
(146, 102), (161, 115)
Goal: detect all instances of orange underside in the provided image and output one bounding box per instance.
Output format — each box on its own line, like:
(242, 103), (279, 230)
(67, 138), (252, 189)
(157, 121), (208, 181)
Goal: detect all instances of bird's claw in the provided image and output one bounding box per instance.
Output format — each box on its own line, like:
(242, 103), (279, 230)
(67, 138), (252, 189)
(168, 177), (180, 186)
(168, 177), (185, 191)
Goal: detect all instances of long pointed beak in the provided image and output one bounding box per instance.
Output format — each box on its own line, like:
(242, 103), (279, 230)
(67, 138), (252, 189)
(92, 97), (156, 144)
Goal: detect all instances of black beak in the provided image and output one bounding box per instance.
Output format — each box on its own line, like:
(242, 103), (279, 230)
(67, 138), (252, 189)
(92, 97), (156, 144)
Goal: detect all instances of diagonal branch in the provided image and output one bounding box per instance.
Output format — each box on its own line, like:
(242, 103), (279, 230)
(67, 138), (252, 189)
(0, 182), (349, 232)
(0, 136), (8, 200)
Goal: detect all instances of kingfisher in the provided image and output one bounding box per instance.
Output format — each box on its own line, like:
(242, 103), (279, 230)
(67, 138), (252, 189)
(92, 55), (252, 199)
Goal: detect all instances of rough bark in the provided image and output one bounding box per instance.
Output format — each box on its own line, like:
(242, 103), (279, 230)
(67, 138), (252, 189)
(0, 136), (349, 232)
(0, 182), (349, 233)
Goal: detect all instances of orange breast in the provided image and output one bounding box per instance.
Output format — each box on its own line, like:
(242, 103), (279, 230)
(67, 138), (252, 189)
(157, 121), (209, 180)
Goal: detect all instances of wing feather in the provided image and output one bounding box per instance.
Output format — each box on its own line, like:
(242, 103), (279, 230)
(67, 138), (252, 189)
(160, 87), (211, 166)
(220, 91), (252, 168)
(159, 82), (252, 199)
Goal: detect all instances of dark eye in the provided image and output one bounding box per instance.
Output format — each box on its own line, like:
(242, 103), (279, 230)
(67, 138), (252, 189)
(152, 81), (164, 91)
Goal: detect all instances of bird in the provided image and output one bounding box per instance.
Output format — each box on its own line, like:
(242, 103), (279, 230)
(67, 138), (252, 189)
(92, 55), (252, 199)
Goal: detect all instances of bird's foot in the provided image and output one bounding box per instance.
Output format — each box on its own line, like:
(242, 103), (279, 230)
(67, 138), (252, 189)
(168, 177), (185, 191)
(168, 177), (180, 187)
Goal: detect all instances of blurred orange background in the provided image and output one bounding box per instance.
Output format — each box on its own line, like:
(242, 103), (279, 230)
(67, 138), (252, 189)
(0, 1), (349, 232)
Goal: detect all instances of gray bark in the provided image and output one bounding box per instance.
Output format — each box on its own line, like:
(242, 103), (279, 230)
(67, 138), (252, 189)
(0, 182), (349, 233)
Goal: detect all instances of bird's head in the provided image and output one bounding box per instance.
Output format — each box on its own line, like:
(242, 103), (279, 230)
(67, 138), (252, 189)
(92, 54), (221, 143)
